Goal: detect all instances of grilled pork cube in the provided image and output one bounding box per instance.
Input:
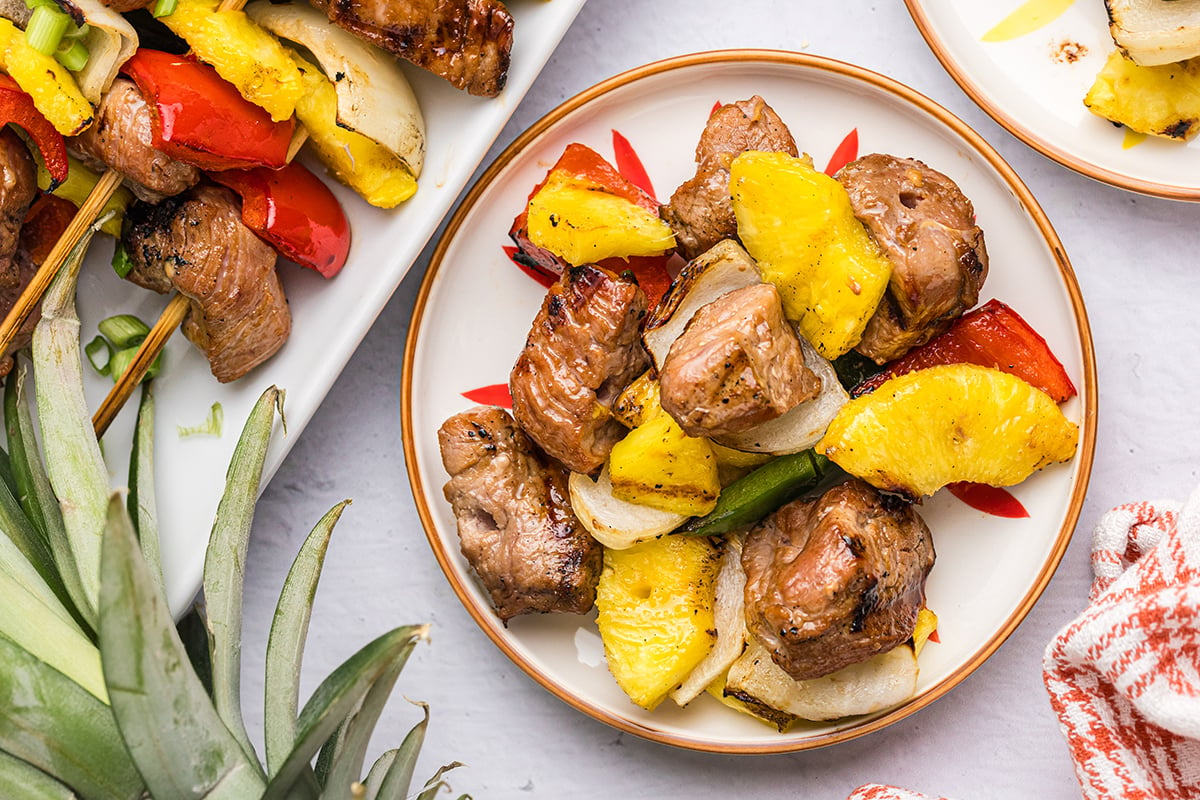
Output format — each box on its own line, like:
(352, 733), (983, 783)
(309, 0), (512, 97)
(661, 96), (798, 260)
(71, 78), (200, 203)
(510, 264), (649, 475)
(838, 153), (988, 364)
(659, 283), (819, 438)
(742, 479), (935, 681)
(0, 128), (40, 373)
(121, 184), (289, 382)
(439, 406), (602, 621)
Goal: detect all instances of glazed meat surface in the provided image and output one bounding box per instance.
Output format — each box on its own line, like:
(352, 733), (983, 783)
(0, 129), (40, 372)
(661, 96), (798, 260)
(439, 406), (602, 621)
(310, 0), (512, 97)
(0, 127), (36, 270)
(71, 78), (201, 203)
(121, 184), (289, 382)
(742, 479), (935, 681)
(839, 153), (988, 364)
(660, 283), (820, 438)
(510, 264), (649, 475)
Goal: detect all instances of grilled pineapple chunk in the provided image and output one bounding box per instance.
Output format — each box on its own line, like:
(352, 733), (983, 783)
(612, 370), (661, 428)
(595, 535), (720, 710)
(730, 151), (892, 360)
(526, 171), (676, 265)
(1085, 50), (1200, 140)
(608, 408), (720, 516)
(818, 364), (1079, 497)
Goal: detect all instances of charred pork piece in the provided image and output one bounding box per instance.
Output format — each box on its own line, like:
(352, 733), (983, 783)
(838, 153), (988, 364)
(439, 406), (602, 621)
(660, 283), (820, 438)
(121, 184), (290, 383)
(742, 479), (935, 681)
(661, 96), (798, 260)
(510, 264), (649, 475)
(310, 0), (512, 97)
(71, 78), (200, 203)
(0, 128), (40, 375)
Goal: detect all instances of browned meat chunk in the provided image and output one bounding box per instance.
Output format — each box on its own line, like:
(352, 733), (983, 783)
(439, 406), (602, 621)
(0, 128), (40, 374)
(510, 264), (649, 475)
(99, 0), (154, 11)
(742, 479), (935, 681)
(838, 153), (989, 364)
(661, 96), (798, 260)
(121, 184), (290, 383)
(70, 78), (200, 203)
(310, 0), (512, 97)
(0, 127), (36, 269)
(660, 283), (819, 438)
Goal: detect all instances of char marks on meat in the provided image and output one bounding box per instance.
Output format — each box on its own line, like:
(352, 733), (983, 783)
(71, 78), (201, 203)
(310, 0), (513, 97)
(121, 184), (289, 383)
(510, 264), (649, 475)
(660, 283), (820, 438)
(661, 96), (798, 260)
(0, 128), (40, 374)
(742, 479), (935, 681)
(838, 153), (988, 364)
(439, 406), (602, 621)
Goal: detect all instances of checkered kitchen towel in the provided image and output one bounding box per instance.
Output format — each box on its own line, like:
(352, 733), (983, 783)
(1043, 491), (1200, 799)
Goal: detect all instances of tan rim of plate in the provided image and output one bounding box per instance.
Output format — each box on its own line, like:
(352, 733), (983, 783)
(904, 0), (1199, 201)
(401, 49), (1098, 754)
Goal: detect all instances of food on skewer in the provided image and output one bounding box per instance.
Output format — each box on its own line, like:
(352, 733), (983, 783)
(309, 0), (513, 97)
(437, 96), (1082, 728)
(0, 126), (42, 374)
(120, 183), (289, 383)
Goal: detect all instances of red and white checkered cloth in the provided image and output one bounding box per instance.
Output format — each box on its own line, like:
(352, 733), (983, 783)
(847, 489), (1200, 800)
(1043, 493), (1200, 799)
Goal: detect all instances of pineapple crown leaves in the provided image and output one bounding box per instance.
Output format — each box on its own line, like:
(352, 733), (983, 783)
(0, 227), (468, 800)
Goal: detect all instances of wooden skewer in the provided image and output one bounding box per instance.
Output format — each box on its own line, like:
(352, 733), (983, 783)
(0, 169), (123, 356)
(93, 293), (190, 438)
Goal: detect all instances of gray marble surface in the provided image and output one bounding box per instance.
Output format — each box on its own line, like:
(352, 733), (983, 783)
(238, 1), (1200, 797)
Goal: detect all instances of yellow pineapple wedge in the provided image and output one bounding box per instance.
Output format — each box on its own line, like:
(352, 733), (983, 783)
(526, 170), (676, 265)
(595, 535), (721, 710)
(730, 151), (893, 359)
(817, 364), (1078, 497)
(608, 410), (720, 516)
(1085, 50), (1200, 141)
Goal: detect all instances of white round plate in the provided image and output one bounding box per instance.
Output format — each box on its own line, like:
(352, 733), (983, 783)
(905, 0), (1200, 200)
(402, 50), (1097, 753)
(70, 0), (585, 615)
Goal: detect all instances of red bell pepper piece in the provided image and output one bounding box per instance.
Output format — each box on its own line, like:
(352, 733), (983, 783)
(19, 194), (75, 266)
(0, 75), (68, 188)
(508, 142), (672, 303)
(121, 49), (294, 173)
(853, 299), (1077, 403)
(211, 162), (350, 278)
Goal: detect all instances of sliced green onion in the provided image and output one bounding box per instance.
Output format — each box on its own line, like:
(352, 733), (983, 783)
(178, 402), (223, 439)
(21, 0), (59, 10)
(108, 346), (162, 386)
(152, 0), (178, 18)
(111, 241), (134, 278)
(84, 336), (112, 376)
(24, 5), (71, 56)
(64, 21), (89, 39)
(98, 314), (150, 350)
(53, 38), (89, 72)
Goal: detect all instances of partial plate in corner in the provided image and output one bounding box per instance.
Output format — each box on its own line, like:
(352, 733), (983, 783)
(402, 50), (1097, 753)
(79, 0), (587, 616)
(905, 0), (1200, 200)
